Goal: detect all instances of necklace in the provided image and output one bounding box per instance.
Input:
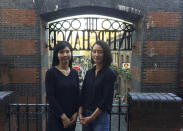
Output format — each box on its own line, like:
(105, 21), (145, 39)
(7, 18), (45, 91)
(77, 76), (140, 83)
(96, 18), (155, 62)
(56, 66), (70, 76)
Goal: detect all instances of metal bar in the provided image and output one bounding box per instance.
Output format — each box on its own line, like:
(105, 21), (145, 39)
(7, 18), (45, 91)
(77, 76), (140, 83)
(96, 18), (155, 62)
(102, 31), (104, 40)
(10, 103), (126, 107)
(108, 31), (111, 47)
(8, 105), (11, 131)
(109, 113), (112, 131)
(130, 32), (132, 49)
(54, 31), (56, 49)
(82, 31), (86, 50)
(118, 97), (121, 131)
(36, 105), (39, 131)
(26, 104), (29, 131)
(48, 29), (129, 32)
(127, 106), (129, 131)
(87, 31), (90, 50)
(114, 31), (117, 50)
(10, 104), (49, 106)
(89, 18), (91, 30)
(45, 104), (48, 123)
(16, 105), (20, 131)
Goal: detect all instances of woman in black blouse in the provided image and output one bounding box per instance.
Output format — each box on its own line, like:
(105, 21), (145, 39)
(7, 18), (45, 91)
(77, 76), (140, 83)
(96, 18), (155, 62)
(79, 40), (116, 131)
(45, 41), (80, 131)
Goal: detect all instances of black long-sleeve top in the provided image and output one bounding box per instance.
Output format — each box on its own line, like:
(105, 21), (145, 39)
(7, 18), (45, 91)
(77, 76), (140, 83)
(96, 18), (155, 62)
(45, 67), (80, 118)
(80, 66), (116, 113)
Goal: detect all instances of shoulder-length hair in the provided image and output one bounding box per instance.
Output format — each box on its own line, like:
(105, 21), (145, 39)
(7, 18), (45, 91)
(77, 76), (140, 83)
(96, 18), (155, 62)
(91, 40), (112, 67)
(52, 41), (73, 68)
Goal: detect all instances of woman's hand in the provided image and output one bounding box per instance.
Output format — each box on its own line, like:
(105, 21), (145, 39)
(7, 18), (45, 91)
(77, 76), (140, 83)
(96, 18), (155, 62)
(60, 113), (71, 128)
(82, 116), (94, 125)
(70, 112), (78, 125)
(81, 108), (102, 125)
(79, 112), (84, 124)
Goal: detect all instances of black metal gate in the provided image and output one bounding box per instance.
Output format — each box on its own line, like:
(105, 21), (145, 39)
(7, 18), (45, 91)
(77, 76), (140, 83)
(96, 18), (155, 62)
(46, 16), (135, 51)
(8, 103), (128, 131)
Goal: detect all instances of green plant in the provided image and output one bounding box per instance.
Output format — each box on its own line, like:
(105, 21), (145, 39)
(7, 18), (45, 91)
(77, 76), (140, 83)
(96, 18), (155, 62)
(110, 65), (131, 79)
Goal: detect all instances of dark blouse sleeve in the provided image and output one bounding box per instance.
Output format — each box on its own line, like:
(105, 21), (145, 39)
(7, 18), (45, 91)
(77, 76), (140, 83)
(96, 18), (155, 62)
(97, 70), (116, 111)
(74, 69), (80, 112)
(79, 71), (88, 106)
(45, 69), (64, 118)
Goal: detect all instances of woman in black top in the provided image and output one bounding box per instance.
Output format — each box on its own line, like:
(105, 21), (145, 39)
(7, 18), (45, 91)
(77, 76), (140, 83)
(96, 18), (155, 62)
(79, 40), (116, 131)
(45, 41), (80, 131)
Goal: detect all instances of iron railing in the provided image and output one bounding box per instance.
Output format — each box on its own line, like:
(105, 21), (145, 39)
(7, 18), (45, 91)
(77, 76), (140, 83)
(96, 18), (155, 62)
(8, 103), (128, 131)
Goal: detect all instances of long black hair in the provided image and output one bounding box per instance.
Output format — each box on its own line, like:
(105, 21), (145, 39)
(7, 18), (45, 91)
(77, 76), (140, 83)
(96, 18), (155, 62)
(91, 40), (112, 67)
(52, 41), (73, 68)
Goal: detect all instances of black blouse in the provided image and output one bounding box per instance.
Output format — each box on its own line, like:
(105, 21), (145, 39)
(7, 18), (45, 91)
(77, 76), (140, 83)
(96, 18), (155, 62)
(80, 66), (116, 113)
(45, 67), (80, 118)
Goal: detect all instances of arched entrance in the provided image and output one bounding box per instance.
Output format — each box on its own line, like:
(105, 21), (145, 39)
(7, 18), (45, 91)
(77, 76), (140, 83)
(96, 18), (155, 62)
(43, 11), (139, 131)
(37, 6), (143, 130)
(41, 6), (143, 103)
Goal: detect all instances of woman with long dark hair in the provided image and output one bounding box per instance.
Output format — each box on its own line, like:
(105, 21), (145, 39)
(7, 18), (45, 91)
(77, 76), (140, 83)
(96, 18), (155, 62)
(45, 41), (80, 131)
(79, 40), (116, 131)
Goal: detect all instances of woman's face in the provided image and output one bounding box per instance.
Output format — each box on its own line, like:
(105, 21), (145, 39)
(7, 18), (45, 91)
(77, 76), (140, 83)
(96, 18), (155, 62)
(57, 46), (71, 65)
(92, 44), (104, 64)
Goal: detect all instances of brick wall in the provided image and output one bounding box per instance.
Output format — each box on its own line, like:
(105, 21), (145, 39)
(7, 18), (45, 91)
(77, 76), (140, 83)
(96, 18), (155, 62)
(2, 40), (38, 55)
(0, 0), (182, 130)
(1, 9), (36, 26)
(144, 41), (178, 56)
(146, 12), (180, 27)
(0, 0), (45, 130)
(144, 69), (176, 83)
(142, 11), (181, 94)
(0, 1), (41, 103)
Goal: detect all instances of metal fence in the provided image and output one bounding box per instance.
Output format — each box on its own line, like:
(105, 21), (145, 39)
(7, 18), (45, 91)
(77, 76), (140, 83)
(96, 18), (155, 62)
(8, 103), (128, 131)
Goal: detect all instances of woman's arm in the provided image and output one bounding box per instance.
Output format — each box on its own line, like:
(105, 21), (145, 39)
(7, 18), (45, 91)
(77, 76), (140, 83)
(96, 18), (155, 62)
(45, 69), (64, 117)
(46, 69), (72, 128)
(81, 107), (102, 125)
(78, 106), (84, 123)
(97, 71), (116, 111)
(89, 107), (102, 120)
(70, 70), (80, 125)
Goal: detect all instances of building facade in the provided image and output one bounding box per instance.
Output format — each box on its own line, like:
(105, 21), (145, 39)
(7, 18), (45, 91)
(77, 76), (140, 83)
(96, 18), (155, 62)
(0, 0), (182, 108)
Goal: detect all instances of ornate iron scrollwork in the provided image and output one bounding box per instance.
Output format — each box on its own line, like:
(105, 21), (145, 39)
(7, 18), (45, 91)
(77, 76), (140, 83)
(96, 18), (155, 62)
(46, 16), (135, 50)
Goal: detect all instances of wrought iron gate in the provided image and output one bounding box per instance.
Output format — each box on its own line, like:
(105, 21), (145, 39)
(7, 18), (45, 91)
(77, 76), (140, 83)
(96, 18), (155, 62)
(46, 15), (135, 51)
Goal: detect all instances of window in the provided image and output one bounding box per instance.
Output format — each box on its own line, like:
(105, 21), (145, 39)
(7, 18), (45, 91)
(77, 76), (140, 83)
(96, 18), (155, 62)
(126, 55), (129, 63)
(121, 55), (124, 63)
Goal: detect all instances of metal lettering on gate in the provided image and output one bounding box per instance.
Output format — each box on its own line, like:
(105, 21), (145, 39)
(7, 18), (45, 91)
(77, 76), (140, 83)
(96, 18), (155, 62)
(46, 16), (135, 51)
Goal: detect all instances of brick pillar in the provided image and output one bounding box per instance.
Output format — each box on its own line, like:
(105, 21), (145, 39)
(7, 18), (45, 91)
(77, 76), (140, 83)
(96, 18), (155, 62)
(0, 6), (43, 131)
(178, 11), (183, 97)
(0, 8), (41, 103)
(131, 19), (143, 92)
(141, 12), (181, 93)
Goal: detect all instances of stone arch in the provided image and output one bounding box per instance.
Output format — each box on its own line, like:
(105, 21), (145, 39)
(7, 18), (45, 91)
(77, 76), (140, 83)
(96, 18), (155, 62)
(40, 6), (143, 23)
